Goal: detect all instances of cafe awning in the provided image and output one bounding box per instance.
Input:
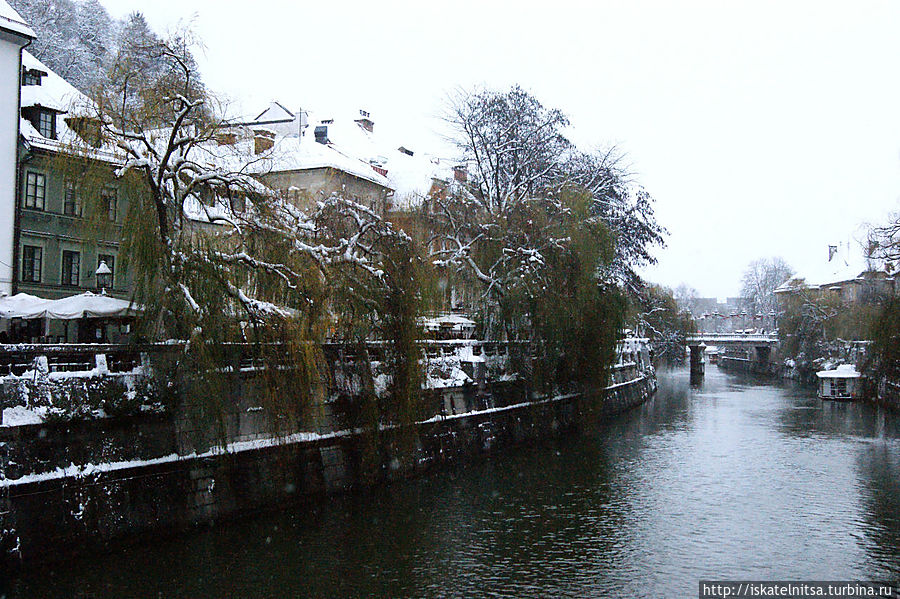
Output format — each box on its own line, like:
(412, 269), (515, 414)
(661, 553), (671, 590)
(0, 293), (47, 319)
(0, 292), (141, 320)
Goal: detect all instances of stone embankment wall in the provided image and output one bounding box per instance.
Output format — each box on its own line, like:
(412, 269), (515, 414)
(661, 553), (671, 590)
(0, 344), (656, 568)
(718, 355), (780, 376)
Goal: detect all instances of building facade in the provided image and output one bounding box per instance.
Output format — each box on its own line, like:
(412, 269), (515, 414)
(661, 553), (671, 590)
(14, 51), (131, 301)
(0, 1), (33, 295)
(223, 103), (395, 215)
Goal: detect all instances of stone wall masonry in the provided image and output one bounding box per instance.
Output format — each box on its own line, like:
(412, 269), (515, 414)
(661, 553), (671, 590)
(0, 372), (657, 568)
(719, 355), (780, 376)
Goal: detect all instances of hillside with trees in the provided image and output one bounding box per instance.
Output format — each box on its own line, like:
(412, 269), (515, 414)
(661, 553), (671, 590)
(9, 0), (163, 93)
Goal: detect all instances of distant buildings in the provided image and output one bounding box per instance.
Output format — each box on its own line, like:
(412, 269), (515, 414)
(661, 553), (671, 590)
(688, 297), (773, 334)
(217, 102), (461, 220)
(774, 243), (896, 307)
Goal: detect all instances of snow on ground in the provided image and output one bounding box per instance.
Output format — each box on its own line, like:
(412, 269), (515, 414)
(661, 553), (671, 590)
(1, 405), (44, 427)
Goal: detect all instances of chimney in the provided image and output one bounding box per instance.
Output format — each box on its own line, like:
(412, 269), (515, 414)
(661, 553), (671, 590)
(253, 129), (275, 154)
(293, 109), (308, 138)
(355, 109), (374, 133)
(453, 165), (467, 183)
(370, 158), (388, 177)
(314, 125), (329, 144)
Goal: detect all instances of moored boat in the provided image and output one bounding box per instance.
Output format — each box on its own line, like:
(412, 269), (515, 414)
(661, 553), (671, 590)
(816, 364), (861, 400)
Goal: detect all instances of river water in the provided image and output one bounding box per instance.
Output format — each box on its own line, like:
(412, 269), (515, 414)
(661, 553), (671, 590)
(5, 367), (900, 598)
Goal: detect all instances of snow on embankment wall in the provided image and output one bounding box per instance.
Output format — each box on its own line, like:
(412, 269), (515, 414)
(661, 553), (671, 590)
(0, 342), (656, 567)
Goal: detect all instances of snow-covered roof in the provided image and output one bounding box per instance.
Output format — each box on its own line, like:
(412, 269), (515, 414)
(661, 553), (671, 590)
(19, 51), (119, 163)
(302, 109), (457, 207)
(21, 51), (89, 116)
(776, 242), (870, 293)
(0, 0), (34, 38)
(227, 102), (461, 206)
(254, 101), (294, 122)
(816, 364), (861, 379)
(420, 314), (476, 332)
(427, 365), (473, 389)
(387, 150), (453, 210)
(244, 135), (392, 187)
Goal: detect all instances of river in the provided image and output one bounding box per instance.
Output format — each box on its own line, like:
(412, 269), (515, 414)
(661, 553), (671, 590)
(5, 367), (900, 598)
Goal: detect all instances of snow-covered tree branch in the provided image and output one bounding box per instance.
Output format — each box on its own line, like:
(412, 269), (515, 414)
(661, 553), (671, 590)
(431, 86), (666, 319)
(79, 31), (405, 339)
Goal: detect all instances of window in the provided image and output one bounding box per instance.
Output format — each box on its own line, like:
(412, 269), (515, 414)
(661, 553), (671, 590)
(37, 110), (55, 139)
(834, 378), (847, 397)
(24, 172), (45, 210)
(62, 250), (80, 287)
(97, 254), (115, 288)
(21, 246), (42, 283)
(102, 187), (118, 222)
(22, 67), (45, 86)
(63, 180), (82, 216)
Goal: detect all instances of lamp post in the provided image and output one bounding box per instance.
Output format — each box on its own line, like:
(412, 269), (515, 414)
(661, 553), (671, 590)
(96, 261), (112, 294)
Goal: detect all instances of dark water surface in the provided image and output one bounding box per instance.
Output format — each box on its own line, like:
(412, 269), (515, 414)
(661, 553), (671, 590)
(5, 368), (900, 598)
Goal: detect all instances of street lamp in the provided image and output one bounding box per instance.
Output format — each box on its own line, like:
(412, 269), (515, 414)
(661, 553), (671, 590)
(96, 260), (112, 294)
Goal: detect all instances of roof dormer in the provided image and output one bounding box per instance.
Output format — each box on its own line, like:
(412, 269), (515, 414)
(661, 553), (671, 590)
(21, 66), (46, 86)
(22, 106), (58, 140)
(354, 109), (374, 133)
(65, 116), (103, 147)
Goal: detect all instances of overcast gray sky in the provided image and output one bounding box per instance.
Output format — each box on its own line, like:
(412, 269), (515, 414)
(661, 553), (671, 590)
(99, 0), (900, 299)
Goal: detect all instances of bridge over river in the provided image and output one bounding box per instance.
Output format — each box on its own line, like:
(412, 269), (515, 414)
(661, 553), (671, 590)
(686, 332), (780, 375)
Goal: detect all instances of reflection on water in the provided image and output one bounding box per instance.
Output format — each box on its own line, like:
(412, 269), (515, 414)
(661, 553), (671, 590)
(6, 367), (900, 598)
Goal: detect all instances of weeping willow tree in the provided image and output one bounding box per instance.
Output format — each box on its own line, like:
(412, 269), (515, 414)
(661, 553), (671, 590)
(429, 181), (627, 399)
(431, 86), (665, 319)
(428, 174), (632, 398)
(867, 296), (900, 385)
(327, 224), (437, 475)
(496, 187), (626, 397)
(630, 284), (696, 367)
(50, 29), (414, 445)
(428, 86), (663, 394)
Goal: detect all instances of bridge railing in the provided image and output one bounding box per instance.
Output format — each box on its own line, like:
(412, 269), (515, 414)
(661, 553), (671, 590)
(686, 333), (778, 344)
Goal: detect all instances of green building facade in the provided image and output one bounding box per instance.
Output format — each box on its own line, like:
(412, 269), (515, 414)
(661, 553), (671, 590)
(15, 146), (131, 301)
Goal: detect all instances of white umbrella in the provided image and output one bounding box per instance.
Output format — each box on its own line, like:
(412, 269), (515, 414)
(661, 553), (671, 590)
(0, 293), (48, 319)
(19, 291), (141, 320)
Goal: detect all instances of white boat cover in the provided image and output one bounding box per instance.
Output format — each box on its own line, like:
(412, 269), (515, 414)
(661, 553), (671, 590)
(816, 364), (861, 379)
(0, 292), (140, 320)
